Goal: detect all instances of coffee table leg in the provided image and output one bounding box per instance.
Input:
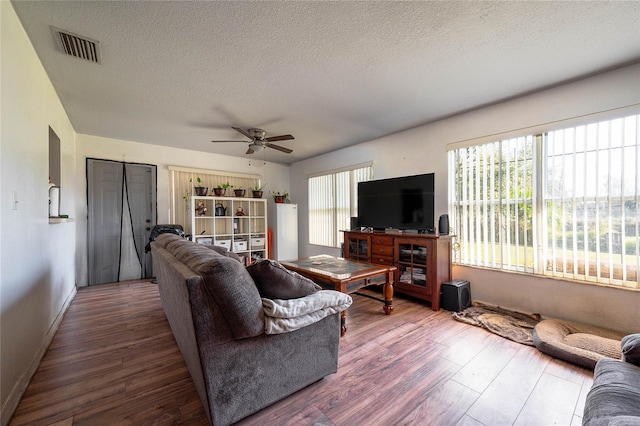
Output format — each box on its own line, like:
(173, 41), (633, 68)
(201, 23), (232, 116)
(341, 310), (347, 336)
(383, 275), (394, 315)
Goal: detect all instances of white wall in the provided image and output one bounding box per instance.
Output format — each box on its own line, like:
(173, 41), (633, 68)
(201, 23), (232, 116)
(0, 3), (77, 423)
(291, 63), (640, 334)
(453, 265), (638, 334)
(74, 134), (291, 286)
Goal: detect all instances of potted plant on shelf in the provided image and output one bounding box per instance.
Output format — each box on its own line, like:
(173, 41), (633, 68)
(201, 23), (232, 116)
(192, 177), (208, 196)
(251, 181), (265, 198)
(213, 181), (232, 196)
(234, 188), (246, 197)
(271, 191), (289, 203)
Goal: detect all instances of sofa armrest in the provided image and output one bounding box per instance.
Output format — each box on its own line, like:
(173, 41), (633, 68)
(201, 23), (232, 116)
(621, 334), (640, 366)
(583, 358), (640, 426)
(199, 313), (341, 425)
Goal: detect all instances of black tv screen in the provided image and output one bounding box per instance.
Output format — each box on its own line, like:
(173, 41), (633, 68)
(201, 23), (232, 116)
(357, 173), (435, 232)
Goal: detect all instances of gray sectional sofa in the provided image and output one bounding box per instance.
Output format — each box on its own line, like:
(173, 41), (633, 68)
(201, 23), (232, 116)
(151, 233), (347, 425)
(583, 334), (640, 426)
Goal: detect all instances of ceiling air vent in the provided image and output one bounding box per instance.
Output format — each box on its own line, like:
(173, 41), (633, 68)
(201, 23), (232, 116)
(52, 27), (101, 64)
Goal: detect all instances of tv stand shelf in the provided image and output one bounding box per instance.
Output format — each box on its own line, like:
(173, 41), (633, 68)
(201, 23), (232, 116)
(342, 230), (453, 310)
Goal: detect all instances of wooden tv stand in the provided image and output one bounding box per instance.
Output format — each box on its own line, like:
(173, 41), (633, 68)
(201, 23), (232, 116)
(342, 230), (453, 310)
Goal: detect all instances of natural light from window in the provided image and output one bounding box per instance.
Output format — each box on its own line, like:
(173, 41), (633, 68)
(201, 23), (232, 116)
(449, 113), (639, 289)
(308, 164), (373, 248)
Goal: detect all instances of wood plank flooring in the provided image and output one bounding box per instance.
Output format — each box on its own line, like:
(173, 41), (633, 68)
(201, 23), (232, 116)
(10, 280), (594, 426)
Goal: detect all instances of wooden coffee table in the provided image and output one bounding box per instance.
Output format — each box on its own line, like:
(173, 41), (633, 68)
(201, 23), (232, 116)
(281, 255), (396, 336)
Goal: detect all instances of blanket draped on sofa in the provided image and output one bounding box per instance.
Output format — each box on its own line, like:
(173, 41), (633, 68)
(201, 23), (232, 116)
(262, 290), (352, 334)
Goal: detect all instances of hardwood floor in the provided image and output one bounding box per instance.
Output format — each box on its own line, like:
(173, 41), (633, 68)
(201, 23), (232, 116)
(10, 280), (593, 426)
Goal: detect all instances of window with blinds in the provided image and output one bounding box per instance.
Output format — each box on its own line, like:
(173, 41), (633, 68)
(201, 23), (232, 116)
(308, 164), (373, 248)
(449, 113), (639, 289)
(450, 136), (536, 272)
(544, 116), (639, 287)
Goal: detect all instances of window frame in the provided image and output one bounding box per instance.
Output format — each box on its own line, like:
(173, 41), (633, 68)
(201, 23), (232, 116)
(448, 112), (640, 290)
(308, 162), (373, 248)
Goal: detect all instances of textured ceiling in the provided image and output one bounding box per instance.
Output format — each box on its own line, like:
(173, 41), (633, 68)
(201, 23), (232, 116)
(11, 1), (640, 164)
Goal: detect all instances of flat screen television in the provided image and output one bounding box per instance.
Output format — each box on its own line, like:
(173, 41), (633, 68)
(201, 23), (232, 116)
(357, 173), (435, 232)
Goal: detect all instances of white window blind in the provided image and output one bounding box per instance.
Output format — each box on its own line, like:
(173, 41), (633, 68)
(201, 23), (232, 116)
(543, 115), (639, 287)
(449, 113), (639, 289)
(309, 174), (335, 247)
(450, 136), (536, 272)
(308, 164), (373, 248)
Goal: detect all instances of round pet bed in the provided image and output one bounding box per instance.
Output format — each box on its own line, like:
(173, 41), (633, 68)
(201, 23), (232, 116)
(532, 319), (625, 369)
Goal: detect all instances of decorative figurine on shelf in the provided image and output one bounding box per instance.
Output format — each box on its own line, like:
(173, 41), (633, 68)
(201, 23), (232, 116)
(195, 201), (207, 216)
(235, 206), (245, 216)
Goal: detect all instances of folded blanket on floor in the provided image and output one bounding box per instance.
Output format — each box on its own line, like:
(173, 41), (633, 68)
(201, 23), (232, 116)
(453, 301), (541, 346)
(262, 290), (352, 334)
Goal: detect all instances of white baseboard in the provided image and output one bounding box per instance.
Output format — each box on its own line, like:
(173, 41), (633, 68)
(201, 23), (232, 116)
(1, 286), (77, 426)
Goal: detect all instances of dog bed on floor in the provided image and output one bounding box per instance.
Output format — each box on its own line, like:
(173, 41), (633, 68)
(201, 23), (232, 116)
(533, 319), (625, 369)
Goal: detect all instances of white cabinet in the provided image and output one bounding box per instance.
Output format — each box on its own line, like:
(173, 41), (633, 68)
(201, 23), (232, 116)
(190, 196), (268, 264)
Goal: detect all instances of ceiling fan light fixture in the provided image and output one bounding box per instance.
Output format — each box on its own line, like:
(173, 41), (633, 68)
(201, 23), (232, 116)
(212, 127), (293, 155)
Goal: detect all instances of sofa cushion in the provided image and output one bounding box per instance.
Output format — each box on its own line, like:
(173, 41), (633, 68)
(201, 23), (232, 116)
(164, 235), (203, 253)
(583, 358), (640, 426)
(199, 257), (264, 340)
(170, 240), (218, 261)
(621, 334), (640, 366)
(155, 232), (183, 248)
(164, 238), (264, 339)
(204, 244), (243, 263)
(247, 259), (321, 300)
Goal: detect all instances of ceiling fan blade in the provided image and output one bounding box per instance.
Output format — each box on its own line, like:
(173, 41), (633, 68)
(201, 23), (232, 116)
(245, 147), (255, 155)
(232, 127), (252, 139)
(266, 143), (293, 154)
(265, 134), (294, 142)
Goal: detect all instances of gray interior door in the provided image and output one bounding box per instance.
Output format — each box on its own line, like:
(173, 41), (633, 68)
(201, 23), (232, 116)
(88, 160), (123, 285)
(124, 164), (156, 278)
(88, 159), (157, 285)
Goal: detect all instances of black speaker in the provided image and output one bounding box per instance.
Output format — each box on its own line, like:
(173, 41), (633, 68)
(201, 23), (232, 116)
(441, 280), (471, 312)
(350, 216), (359, 230)
(438, 214), (449, 235)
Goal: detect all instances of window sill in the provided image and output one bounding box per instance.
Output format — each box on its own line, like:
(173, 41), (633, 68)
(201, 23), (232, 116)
(453, 263), (639, 292)
(49, 217), (74, 224)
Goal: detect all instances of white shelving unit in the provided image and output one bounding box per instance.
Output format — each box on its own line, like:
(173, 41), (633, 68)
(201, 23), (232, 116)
(190, 196), (268, 264)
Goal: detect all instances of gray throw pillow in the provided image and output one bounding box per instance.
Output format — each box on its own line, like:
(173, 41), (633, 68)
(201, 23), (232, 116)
(247, 259), (321, 300)
(621, 333), (640, 366)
